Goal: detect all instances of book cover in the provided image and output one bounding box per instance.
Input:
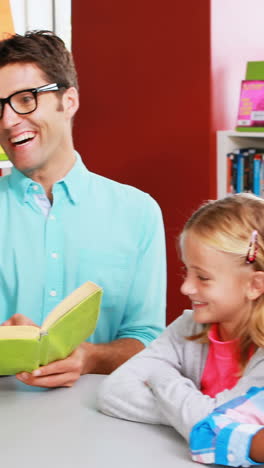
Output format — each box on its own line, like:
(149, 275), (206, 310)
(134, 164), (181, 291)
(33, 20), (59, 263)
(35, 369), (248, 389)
(236, 80), (264, 132)
(226, 152), (235, 194)
(236, 60), (264, 131)
(243, 148), (257, 192)
(0, 145), (9, 161)
(261, 155), (264, 198)
(234, 150), (246, 193)
(253, 154), (262, 196)
(0, 281), (103, 375)
(246, 61), (264, 80)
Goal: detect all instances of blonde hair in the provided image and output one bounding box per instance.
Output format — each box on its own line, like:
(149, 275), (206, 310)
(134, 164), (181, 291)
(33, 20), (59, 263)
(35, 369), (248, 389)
(181, 193), (264, 369)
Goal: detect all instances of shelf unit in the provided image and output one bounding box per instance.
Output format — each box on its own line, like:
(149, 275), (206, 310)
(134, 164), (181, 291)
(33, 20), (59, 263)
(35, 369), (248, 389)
(217, 130), (264, 198)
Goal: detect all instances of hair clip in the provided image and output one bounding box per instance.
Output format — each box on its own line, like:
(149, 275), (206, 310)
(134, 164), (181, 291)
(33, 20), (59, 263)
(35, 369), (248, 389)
(246, 230), (258, 264)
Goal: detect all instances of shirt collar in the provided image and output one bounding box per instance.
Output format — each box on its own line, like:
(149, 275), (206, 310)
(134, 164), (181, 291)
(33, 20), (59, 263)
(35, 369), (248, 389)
(60, 151), (89, 204)
(9, 151), (90, 205)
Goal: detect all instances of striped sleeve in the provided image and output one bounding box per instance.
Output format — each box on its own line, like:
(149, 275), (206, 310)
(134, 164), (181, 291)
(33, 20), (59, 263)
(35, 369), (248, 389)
(190, 387), (264, 467)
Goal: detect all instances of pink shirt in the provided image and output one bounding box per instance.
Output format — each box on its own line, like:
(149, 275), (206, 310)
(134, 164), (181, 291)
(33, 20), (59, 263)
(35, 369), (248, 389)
(200, 324), (240, 397)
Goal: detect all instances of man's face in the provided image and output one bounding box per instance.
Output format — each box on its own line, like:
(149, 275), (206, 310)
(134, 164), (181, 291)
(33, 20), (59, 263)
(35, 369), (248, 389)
(0, 62), (78, 176)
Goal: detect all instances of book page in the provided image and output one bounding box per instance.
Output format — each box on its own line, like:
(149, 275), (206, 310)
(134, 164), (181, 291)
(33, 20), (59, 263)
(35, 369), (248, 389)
(0, 326), (40, 340)
(41, 281), (102, 332)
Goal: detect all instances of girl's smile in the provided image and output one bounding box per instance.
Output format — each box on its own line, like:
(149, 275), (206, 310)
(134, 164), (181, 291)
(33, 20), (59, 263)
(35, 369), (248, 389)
(180, 231), (255, 341)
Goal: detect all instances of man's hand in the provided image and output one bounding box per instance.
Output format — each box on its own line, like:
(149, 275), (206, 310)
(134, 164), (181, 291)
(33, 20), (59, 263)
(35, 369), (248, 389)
(16, 342), (89, 388)
(15, 338), (144, 388)
(1, 313), (37, 327)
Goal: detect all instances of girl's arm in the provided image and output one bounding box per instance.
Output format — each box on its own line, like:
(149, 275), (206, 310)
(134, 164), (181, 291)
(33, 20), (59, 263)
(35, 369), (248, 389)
(97, 325), (185, 426)
(98, 312), (264, 441)
(145, 355), (264, 441)
(190, 416), (264, 466)
(97, 312), (211, 434)
(189, 387), (264, 466)
(97, 312), (197, 426)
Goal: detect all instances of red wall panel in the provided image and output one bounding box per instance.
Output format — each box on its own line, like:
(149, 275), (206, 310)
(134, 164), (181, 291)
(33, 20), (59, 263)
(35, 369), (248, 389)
(72, 1), (211, 323)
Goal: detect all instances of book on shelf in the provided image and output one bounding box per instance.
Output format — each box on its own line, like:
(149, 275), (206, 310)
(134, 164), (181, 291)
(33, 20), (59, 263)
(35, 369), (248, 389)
(226, 147), (264, 197)
(246, 61), (264, 80)
(253, 153), (262, 196)
(236, 150), (246, 193)
(236, 61), (264, 132)
(226, 152), (235, 194)
(261, 157), (264, 198)
(236, 80), (264, 131)
(0, 280), (103, 375)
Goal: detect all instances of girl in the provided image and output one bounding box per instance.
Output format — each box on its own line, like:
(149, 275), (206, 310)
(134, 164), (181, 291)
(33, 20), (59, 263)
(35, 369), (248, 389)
(97, 193), (264, 466)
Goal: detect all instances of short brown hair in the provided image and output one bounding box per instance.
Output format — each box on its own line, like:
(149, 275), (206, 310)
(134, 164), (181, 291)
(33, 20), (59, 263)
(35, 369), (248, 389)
(0, 30), (78, 90)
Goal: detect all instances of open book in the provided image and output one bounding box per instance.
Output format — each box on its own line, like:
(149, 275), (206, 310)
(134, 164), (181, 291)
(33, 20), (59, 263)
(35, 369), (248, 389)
(0, 281), (103, 375)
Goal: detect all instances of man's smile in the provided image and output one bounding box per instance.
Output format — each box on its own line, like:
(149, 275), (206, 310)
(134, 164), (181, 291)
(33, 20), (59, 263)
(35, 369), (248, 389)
(9, 131), (36, 146)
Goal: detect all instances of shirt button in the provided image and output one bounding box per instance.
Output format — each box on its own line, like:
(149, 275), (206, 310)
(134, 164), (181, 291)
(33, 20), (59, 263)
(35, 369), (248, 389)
(49, 214), (56, 220)
(33, 185), (39, 191)
(49, 290), (57, 297)
(228, 453), (235, 462)
(51, 253), (58, 259)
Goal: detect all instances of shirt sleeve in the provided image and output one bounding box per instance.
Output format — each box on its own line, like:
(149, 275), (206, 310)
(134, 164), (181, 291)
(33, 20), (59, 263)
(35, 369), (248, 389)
(97, 314), (200, 426)
(190, 388), (264, 467)
(97, 318), (186, 425)
(146, 366), (264, 442)
(97, 312), (264, 442)
(115, 194), (166, 345)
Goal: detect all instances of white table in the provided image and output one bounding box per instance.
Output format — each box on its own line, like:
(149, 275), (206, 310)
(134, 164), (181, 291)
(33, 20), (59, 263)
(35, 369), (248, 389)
(0, 374), (207, 468)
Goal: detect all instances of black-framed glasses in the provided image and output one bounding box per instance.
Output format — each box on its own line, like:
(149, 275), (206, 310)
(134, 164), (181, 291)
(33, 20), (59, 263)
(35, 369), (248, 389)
(0, 83), (66, 119)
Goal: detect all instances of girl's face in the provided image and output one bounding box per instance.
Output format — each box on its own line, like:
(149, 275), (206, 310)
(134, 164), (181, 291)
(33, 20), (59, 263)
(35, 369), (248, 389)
(180, 231), (254, 341)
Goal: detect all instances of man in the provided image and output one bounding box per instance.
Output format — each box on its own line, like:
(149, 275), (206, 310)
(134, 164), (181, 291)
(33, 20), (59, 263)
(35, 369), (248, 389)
(0, 30), (166, 388)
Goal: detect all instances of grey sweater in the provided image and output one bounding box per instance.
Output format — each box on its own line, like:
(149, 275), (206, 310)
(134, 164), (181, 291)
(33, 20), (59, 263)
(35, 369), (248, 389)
(97, 310), (264, 441)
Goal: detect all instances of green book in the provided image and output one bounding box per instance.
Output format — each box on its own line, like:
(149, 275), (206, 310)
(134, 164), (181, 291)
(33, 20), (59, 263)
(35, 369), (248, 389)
(0, 145), (9, 161)
(236, 61), (264, 132)
(246, 61), (264, 80)
(0, 281), (103, 375)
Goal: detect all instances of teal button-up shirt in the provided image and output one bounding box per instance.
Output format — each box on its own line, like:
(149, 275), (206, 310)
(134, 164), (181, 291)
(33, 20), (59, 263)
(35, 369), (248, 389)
(0, 154), (166, 345)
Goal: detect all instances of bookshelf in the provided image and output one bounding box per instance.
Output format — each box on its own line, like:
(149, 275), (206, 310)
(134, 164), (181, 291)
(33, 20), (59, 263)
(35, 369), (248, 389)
(217, 130), (264, 198)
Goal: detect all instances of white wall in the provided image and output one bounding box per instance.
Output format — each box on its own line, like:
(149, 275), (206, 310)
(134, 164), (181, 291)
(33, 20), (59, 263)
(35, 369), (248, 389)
(211, 0), (264, 130)
(9, 0), (71, 49)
